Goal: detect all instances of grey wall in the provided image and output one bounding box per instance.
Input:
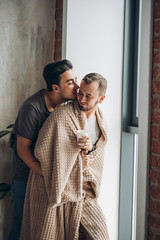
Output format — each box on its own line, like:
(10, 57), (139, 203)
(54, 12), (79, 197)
(0, 0), (55, 238)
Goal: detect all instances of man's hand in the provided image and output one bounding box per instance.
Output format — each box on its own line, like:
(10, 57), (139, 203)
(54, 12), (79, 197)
(77, 136), (93, 151)
(17, 136), (43, 176)
(81, 150), (93, 168)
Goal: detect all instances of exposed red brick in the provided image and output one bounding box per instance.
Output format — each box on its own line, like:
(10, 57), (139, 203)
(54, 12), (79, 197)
(150, 169), (157, 183)
(157, 158), (160, 170)
(153, 50), (160, 63)
(152, 125), (158, 138)
(152, 112), (160, 124)
(55, 39), (62, 50)
(56, 0), (63, 9)
(149, 215), (160, 229)
(152, 141), (160, 155)
(157, 173), (160, 185)
(155, 0), (160, 5)
(55, 30), (62, 40)
(155, 234), (160, 240)
(150, 185), (160, 199)
(158, 128), (160, 139)
(157, 202), (160, 214)
(152, 97), (159, 109)
(154, 20), (160, 34)
(55, 9), (63, 19)
(153, 66), (159, 79)
(152, 81), (160, 94)
(151, 155), (157, 168)
(149, 200), (157, 213)
(148, 229), (154, 239)
(155, 6), (160, 18)
(54, 51), (61, 61)
(54, 0), (63, 61)
(154, 36), (160, 49)
(149, 1), (160, 238)
(56, 18), (62, 30)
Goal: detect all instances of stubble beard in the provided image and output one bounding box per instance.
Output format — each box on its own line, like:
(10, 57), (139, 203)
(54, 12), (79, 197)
(77, 100), (98, 112)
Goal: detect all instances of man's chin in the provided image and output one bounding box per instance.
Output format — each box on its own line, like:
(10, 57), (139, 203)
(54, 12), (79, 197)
(77, 101), (86, 111)
(79, 106), (88, 111)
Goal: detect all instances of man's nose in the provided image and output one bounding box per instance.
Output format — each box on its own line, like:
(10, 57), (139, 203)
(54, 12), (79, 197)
(80, 95), (86, 102)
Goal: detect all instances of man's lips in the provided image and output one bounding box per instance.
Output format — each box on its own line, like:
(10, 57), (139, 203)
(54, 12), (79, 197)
(79, 103), (87, 107)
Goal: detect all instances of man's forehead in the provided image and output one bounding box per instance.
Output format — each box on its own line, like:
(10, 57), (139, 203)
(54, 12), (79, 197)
(59, 70), (77, 84)
(65, 76), (77, 83)
(79, 81), (99, 94)
(60, 69), (76, 79)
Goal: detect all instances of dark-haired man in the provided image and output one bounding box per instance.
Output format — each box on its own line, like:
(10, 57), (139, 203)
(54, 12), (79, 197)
(8, 59), (81, 240)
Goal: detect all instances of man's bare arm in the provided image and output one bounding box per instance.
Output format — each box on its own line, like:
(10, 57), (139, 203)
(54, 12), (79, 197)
(17, 136), (43, 176)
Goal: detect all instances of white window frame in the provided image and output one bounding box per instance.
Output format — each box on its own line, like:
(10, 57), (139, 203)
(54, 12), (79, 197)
(136, 0), (153, 239)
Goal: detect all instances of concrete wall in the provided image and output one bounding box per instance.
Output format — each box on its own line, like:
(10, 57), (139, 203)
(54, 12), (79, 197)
(0, 0), (55, 239)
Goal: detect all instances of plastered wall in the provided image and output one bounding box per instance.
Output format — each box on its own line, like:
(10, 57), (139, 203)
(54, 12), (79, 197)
(0, 0), (55, 238)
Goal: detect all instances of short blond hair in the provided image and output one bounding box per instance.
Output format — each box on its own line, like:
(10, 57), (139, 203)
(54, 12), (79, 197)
(82, 73), (107, 95)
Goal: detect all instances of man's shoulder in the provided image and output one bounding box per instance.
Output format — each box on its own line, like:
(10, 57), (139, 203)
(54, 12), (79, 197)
(96, 106), (104, 119)
(23, 90), (43, 105)
(60, 101), (75, 112)
(49, 101), (76, 121)
(20, 90), (45, 112)
(54, 101), (73, 115)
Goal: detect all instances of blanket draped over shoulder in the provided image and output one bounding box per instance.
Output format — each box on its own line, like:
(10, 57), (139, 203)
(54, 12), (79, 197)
(20, 101), (109, 240)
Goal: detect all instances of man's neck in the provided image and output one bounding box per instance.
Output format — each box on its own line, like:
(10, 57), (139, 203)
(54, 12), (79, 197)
(84, 109), (96, 119)
(43, 90), (66, 112)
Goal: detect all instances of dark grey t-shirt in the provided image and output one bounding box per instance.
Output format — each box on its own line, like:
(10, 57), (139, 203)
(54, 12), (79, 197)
(12, 89), (51, 181)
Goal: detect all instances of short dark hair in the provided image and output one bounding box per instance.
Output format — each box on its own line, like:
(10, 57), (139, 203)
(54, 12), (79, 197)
(43, 59), (73, 91)
(82, 73), (107, 95)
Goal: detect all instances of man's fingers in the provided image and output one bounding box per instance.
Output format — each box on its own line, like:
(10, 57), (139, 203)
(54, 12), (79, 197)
(78, 141), (92, 151)
(80, 150), (85, 156)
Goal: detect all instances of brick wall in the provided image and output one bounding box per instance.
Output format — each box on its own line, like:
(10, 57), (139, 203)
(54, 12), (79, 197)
(54, 0), (63, 61)
(149, 0), (160, 239)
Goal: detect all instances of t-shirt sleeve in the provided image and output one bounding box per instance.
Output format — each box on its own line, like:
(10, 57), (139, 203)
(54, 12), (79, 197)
(13, 103), (38, 141)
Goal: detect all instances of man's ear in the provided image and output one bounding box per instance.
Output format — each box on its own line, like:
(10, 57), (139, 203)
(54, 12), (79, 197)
(51, 84), (60, 92)
(98, 95), (105, 103)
